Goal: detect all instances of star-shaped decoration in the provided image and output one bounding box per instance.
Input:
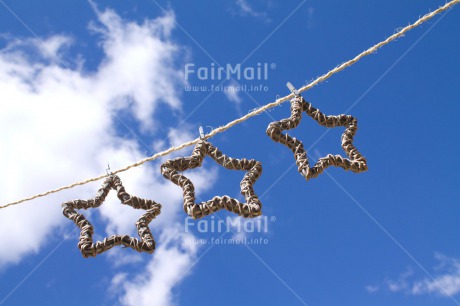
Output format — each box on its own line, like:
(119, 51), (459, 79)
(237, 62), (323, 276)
(160, 140), (263, 219)
(62, 174), (162, 258)
(266, 95), (368, 180)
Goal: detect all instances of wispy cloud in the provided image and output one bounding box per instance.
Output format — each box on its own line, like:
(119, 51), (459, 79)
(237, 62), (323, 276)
(364, 284), (380, 293)
(224, 80), (242, 105)
(368, 253), (460, 298)
(234, 0), (270, 22)
(386, 268), (414, 293)
(411, 254), (460, 296)
(116, 225), (200, 306)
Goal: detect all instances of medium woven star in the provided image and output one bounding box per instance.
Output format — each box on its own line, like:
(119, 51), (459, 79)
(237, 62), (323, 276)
(160, 140), (263, 219)
(62, 174), (162, 258)
(266, 95), (368, 180)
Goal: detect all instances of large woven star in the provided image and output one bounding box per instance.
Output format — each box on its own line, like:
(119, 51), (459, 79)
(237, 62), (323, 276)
(266, 95), (368, 180)
(160, 140), (263, 219)
(62, 175), (162, 258)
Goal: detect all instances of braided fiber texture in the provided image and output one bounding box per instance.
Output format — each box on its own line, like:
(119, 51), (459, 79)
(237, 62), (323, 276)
(161, 140), (263, 219)
(62, 175), (161, 258)
(267, 96), (368, 180)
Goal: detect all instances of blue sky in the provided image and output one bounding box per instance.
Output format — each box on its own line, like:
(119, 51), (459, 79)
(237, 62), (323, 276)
(0, 1), (459, 305)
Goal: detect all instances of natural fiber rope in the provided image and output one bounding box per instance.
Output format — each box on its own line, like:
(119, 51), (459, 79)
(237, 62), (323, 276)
(1, 0), (458, 210)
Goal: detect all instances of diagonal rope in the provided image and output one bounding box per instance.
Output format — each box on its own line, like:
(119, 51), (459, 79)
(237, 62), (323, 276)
(1, 0), (459, 210)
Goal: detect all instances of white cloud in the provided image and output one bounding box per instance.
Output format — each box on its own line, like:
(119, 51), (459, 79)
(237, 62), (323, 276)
(0, 6), (180, 266)
(410, 254), (460, 297)
(386, 268), (413, 293)
(0, 5), (216, 306)
(224, 80), (242, 105)
(234, 0), (270, 22)
(33, 35), (73, 63)
(89, 5), (183, 131)
(374, 254), (460, 298)
(117, 224), (200, 306)
(364, 284), (380, 293)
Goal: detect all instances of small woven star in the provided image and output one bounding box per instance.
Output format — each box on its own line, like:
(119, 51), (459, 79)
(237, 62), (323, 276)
(62, 174), (162, 258)
(160, 140), (263, 219)
(266, 95), (368, 180)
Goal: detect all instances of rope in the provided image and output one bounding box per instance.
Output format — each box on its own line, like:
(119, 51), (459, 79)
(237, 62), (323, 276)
(1, 0), (458, 210)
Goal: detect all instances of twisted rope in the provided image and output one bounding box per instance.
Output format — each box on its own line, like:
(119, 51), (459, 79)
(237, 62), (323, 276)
(1, 0), (458, 210)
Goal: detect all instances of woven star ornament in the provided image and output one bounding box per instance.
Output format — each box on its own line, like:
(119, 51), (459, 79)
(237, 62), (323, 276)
(62, 174), (162, 258)
(266, 95), (368, 180)
(161, 139), (263, 219)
